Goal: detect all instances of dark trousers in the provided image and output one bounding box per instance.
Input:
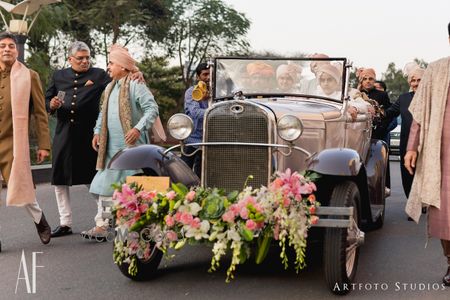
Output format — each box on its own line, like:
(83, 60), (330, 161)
(400, 151), (414, 197)
(181, 146), (202, 178)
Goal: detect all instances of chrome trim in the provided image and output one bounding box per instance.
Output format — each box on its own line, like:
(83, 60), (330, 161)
(164, 142), (312, 157)
(201, 100), (276, 188)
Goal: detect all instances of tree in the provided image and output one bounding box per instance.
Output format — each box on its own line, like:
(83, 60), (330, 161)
(138, 55), (185, 122)
(163, 0), (251, 88)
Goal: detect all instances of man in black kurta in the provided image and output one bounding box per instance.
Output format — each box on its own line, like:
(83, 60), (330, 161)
(45, 41), (110, 237)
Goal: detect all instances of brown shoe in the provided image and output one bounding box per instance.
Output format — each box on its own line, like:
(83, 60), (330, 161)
(34, 213), (51, 244)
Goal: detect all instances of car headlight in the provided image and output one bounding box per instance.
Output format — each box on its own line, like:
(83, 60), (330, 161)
(167, 114), (194, 140)
(277, 115), (303, 142)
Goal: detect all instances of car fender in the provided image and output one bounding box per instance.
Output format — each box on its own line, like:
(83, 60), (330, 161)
(364, 139), (389, 206)
(308, 148), (362, 176)
(108, 145), (200, 187)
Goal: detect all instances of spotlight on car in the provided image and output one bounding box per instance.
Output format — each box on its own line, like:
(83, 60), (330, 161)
(277, 115), (303, 142)
(167, 114), (194, 140)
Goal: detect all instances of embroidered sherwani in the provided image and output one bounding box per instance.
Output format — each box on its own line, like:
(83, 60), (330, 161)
(405, 57), (450, 241)
(89, 80), (158, 196)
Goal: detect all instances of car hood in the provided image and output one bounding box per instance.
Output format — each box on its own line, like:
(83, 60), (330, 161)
(248, 97), (342, 121)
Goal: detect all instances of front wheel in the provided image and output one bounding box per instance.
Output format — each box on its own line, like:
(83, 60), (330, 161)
(115, 241), (163, 281)
(323, 181), (361, 295)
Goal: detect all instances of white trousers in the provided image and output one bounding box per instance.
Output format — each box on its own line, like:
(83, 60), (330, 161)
(54, 185), (72, 226)
(1, 177), (42, 223)
(95, 196), (111, 227)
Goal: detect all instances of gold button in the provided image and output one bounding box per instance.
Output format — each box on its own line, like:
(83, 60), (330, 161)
(75, 73), (79, 76)
(74, 87), (77, 90)
(70, 119), (74, 122)
(73, 95), (77, 98)
(71, 110), (74, 113)
(71, 102), (75, 105)
(74, 80), (78, 83)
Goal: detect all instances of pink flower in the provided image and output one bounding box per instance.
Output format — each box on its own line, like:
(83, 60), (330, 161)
(273, 223), (280, 240)
(222, 211), (236, 223)
(166, 230), (178, 241)
(310, 215), (319, 225)
(138, 204), (148, 213)
(309, 206), (316, 214)
(166, 190), (176, 200)
(283, 197), (291, 207)
(180, 212), (194, 225)
(245, 219), (257, 231)
(165, 215), (175, 227)
(230, 204), (240, 215)
(185, 191), (196, 202)
(174, 211), (182, 222)
(190, 217), (201, 229)
(240, 207), (249, 219)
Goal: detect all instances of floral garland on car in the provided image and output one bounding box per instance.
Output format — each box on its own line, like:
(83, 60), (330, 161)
(112, 169), (321, 281)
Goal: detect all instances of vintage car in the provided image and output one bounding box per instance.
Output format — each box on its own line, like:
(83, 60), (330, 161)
(107, 57), (388, 294)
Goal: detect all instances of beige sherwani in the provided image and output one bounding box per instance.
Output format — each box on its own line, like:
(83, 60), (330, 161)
(405, 57), (450, 230)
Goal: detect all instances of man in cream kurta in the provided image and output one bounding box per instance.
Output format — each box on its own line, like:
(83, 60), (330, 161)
(404, 22), (450, 286)
(0, 32), (51, 245)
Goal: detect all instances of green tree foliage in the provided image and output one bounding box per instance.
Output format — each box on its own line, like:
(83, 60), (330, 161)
(164, 0), (251, 88)
(381, 62), (409, 102)
(138, 56), (185, 121)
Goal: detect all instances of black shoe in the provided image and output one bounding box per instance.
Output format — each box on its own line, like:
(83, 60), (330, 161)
(422, 207), (427, 214)
(34, 213), (51, 244)
(443, 266), (450, 286)
(51, 225), (73, 237)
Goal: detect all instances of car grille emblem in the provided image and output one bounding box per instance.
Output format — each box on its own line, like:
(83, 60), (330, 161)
(230, 104), (244, 114)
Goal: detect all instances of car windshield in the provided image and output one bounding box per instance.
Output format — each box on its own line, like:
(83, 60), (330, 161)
(214, 57), (347, 102)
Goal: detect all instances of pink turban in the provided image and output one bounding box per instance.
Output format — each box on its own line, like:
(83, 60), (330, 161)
(310, 53), (329, 59)
(317, 64), (341, 84)
(247, 62), (275, 77)
(407, 66), (425, 83)
(357, 68), (376, 81)
(108, 44), (138, 72)
(276, 64), (302, 81)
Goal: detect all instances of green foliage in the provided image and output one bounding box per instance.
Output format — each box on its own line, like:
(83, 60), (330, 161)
(138, 56), (185, 121)
(163, 0), (251, 87)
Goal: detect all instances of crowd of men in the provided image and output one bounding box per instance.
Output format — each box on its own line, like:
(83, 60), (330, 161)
(0, 21), (449, 286)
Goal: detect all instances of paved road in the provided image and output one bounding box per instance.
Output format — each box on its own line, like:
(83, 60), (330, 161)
(0, 161), (448, 300)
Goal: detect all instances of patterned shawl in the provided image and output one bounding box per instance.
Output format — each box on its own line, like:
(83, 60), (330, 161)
(96, 74), (132, 170)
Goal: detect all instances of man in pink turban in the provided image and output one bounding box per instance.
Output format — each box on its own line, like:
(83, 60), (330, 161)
(247, 61), (275, 92)
(276, 64), (301, 92)
(82, 44), (160, 241)
(315, 64), (341, 98)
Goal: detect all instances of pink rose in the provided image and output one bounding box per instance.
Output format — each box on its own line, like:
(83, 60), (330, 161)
(139, 204), (149, 213)
(180, 212), (194, 225)
(185, 191), (196, 202)
(166, 190), (176, 200)
(165, 215), (175, 227)
(174, 211), (182, 222)
(222, 211), (236, 223)
(190, 217), (201, 229)
(245, 219), (257, 231)
(240, 207), (249, 219)
(166, 230), (178, 241)
(309, 206), (316, 214)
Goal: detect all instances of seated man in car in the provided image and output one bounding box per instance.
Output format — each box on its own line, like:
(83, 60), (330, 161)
(276, 64), (302, 93)
(246, 61), (275, 93)
(315, 63), (342, 99)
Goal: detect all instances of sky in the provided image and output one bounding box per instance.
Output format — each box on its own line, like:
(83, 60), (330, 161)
(223, 0), (450, 78)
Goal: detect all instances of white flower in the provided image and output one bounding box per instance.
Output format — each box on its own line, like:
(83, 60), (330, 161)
(227, 228), (241, 242)
(185, 220), (210, 240)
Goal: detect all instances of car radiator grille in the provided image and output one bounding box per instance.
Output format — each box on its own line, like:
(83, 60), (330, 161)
(204, 102), (270, 192)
